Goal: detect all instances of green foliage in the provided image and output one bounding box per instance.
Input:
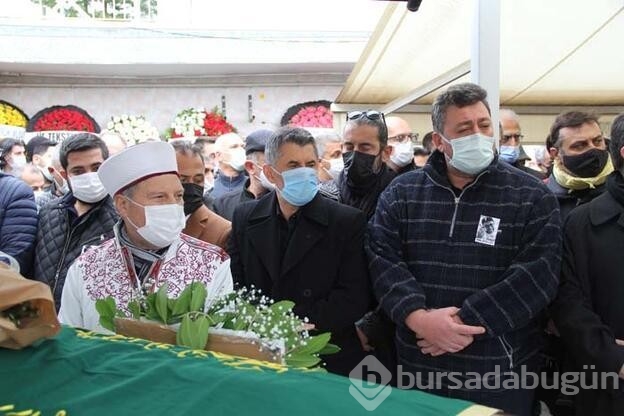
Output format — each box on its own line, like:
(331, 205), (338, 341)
(95, 284), (339, 369)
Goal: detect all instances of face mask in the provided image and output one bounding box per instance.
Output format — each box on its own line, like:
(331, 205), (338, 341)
(390, 141), (414, 167)
(69, 172), (108, 203)
(326, 158), (344, 181)
(441, 133), (495, 175)
(33, 190), (46, 200)
(273, 166), (318, 207)
(343, 151), (380, 188)
(10, 155), (26, 170)
(182, 182), (205, 216)
(256, 170), (276, 191)
(125, 198), (186, 248)
(227, 148), (246, 172)
(56, 178), (70, 195)
(499, 145), (520, 164)
(562, 148), (609, 178)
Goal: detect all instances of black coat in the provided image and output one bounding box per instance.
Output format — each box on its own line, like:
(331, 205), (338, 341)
(228, 191), (372, 375)
(550, 190), (624, 415)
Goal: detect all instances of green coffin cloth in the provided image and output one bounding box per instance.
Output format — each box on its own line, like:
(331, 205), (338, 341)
(0, 327), (498, 415)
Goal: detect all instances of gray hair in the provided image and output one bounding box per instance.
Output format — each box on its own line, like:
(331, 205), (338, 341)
(264, 127), (318, 166)
(609, 113), (624, 171)
(432, 83), (491, 134)
(499, 108), (520, 123)
(170, 139), (204, 163)
(305, 128), (341, 157)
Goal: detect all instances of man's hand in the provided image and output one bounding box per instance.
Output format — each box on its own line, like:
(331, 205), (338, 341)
(406, 307), (486, 354)
(356, 327), (374, 352)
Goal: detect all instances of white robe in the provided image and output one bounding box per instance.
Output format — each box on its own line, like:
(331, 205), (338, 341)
(58, 232), (233, 333)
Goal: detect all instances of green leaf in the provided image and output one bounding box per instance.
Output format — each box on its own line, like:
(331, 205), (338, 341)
(128, 300), (141, 319)
(286, 353), (321, 368)
(155, 283), (169, 324)
(270, 300), (295, 314)
(319, 343), (341, 355)
(177, 314), (210, 350)
(172, 285), (192, 316)
(95, 297), (117, 332)
(292, 332), (332, 356)
(189, 282), (207, 312)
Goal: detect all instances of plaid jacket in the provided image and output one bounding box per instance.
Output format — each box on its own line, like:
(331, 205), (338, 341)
(366, 151), (562, 387)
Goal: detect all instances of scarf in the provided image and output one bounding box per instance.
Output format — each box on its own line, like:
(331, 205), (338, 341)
(337, 164), (396, 220)
(118, 222), (166, 283)
(552, 157), (614, 192)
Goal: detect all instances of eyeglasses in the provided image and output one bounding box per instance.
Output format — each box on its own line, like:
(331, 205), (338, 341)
(388, 133), (419, 144)
(346, 110), (386, 124)
(502, 134), (524, 141)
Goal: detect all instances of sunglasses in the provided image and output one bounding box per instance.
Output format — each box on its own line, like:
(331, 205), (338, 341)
(346, 110), (386, 125)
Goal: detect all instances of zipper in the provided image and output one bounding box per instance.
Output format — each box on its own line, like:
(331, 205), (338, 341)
(424, 170), (488, 238)
(52, 211), (74, 301)
(498, 335), (514, 370)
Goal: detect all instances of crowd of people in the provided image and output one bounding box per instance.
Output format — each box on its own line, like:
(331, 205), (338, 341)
(0, 82), (622, 416)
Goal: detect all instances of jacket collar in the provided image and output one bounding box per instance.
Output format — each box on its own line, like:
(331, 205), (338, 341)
(589, 191), (624, 227)
(248, 191), (329, 226)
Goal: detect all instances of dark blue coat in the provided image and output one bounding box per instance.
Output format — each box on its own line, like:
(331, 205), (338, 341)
(0, 172), (38, 276)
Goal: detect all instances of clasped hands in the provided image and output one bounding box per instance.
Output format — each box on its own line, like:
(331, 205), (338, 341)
(405, 307), (486, 357)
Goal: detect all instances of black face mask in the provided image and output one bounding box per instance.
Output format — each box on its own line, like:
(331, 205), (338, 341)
(343, 151), (382, 189)
(182, 182), (205, 216)
(562, 148), (609, 178)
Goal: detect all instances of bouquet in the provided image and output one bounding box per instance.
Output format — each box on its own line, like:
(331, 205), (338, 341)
(281, 100), (334, 128)
(0, 100), (28, 128)
(28, 105), (100, 133)
(167, 107), (235, 139)
(106, 114), (160, 144)
(96, 284), (338, 368)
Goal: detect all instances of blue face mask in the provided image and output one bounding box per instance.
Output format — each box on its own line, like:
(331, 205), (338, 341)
(273, 166), (319, 207)
(499, 145), (520, 164)
(441, 133), (495, 175)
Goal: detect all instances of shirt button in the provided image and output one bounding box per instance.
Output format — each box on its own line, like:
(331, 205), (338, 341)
(303, 289), (312, 298)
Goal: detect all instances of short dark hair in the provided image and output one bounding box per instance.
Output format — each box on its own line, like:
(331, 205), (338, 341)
(421, 131), (434, 152)
(432, 83), (491, 134)
(265, 127), (318, 166)
(25, 136), (55, 162)
(548, 111), (600, 150)
(171, 139), (204, 164)
(344, 111), (389, 148)
(609, 113), (624, 171)
(0, 138), (25, 170)
(59, 133), (109, 170)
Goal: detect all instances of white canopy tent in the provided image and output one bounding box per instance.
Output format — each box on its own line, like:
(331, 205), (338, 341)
(332, 0), (624, 141)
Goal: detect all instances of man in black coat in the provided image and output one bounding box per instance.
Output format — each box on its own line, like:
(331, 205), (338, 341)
(550, 113), (624, 416)
(228, 127), (372, 376)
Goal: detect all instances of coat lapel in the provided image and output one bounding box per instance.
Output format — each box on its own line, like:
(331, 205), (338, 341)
(247, 194), (281, 283)
(280, 195), (329, 277)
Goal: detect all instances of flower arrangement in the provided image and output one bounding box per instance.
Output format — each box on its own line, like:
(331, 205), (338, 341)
(167, 107), (235, 139)
(27, 105), (100, 133)
(280, 100), (334, 128)
(96, 283), (338, 369)
(0, 100), (28, 128)
(105, 114), (160, 144)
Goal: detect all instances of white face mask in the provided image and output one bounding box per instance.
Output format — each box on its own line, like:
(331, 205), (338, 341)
(441, 133), (495, 175)
(227, 148), (246, 172)
(10, 155), (26, 170)
(390, 141), (415, 167)
(252, 163), (275, 191)
(69, 172), (108, 203)
(125, 198), (186, 248)
(325, 158), (344, 181)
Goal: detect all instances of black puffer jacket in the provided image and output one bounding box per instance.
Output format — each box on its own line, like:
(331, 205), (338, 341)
(34, 193), (119, 310)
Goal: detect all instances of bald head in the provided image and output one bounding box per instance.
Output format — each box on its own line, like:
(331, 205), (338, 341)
(21, 163), (47, 192)
(386, 116), (412, 141)
(101, 133), (127, 156)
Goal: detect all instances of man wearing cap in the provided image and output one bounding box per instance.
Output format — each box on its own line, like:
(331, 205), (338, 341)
(34, 133), (118, 311)
(213, 129), (274, 221)
(58, 141), (233, 333)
